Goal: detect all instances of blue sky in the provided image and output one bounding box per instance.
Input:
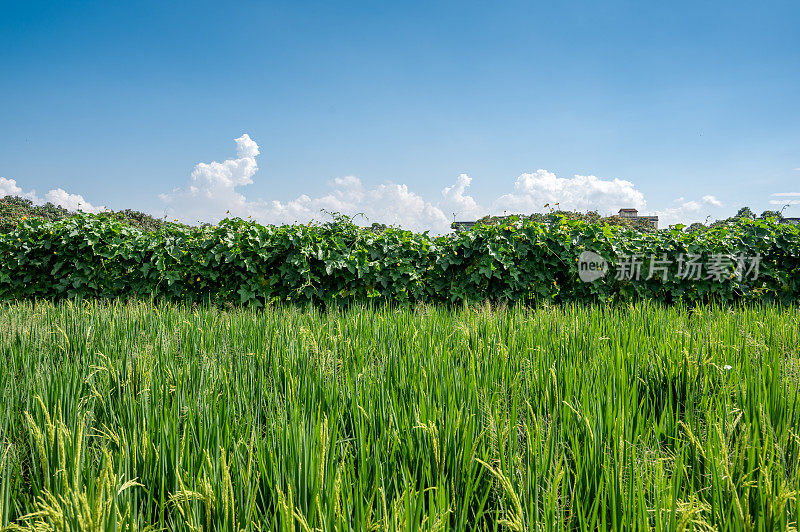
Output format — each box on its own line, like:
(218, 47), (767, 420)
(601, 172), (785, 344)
(1, 0), (798, 232)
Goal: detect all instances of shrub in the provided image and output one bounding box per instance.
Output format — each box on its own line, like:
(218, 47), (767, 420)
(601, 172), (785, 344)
(0, 212), (797, 305)
(0, 196), (72, 232)
(0, 195), (179, 233)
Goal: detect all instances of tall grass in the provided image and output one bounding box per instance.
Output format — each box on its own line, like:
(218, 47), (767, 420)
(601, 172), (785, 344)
(0, 300), (798, 530)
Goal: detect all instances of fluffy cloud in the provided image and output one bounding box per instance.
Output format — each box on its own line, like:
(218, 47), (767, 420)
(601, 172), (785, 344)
(160, 134), (452, 232)
(769, 192), (800, 206)
(654, 195), (725, 227)
(159, 134), (260, 222)
(440, 173), (483, 221)
(43, 188), (103, 213)
(160, 135), (676, 233)
(0, 177), (24, 197)
(0, 176), (102, 212)
(769, 193), (800, 205)
(162, 134), (742, 233)
(263, 179), (450, 232)
(161, 136), (661, 233)
(4, 135), (731, 233)
(492, 170), (646, 215)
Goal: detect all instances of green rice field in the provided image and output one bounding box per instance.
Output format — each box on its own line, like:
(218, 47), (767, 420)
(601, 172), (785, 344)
(1, 301), (799, 530)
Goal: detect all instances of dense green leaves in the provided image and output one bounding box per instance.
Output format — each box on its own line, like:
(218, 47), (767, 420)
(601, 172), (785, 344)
(0, 195), (180, 233)
(0, 213), (798, 305)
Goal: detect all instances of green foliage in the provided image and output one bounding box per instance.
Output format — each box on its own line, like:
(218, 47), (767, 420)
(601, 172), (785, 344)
(735, 206), (757, 220)
(677, 206), (798, 234)
(108, 208), (180, 232)
(0, 195), (178, 233)
(474, 209), (658, 232)
(760, 210), (785, 221)
(1, 301), (799, 529)
(0, 211), (798, 306)
(698, 206), (787, 232)
(0, 196), (72, 232)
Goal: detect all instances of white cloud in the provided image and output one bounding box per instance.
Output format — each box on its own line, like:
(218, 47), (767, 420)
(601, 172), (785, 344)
(1, 176), (102, 212)
(0, 177), (24, 197)
(43, 188), (103, 213)
(769, 192), (800, 206)
(654, 196), (723, 227)
(161, 135), (691, 234)
(260, 178), (450, 232)
(161, 136), (670, 233)
(440, 173), (482, 221)
(3, 136), (733, 234)
(491, 170), (646, 215)
(159, 134), (261, 223)
(235, 134), (260, 158)
(160, 134), (452, 232)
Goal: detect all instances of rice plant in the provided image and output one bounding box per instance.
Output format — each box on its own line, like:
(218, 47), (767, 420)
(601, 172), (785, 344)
(0, 300), (798, 530)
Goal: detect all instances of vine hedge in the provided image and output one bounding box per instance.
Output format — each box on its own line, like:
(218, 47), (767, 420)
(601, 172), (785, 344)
(0, 213), (798, 305)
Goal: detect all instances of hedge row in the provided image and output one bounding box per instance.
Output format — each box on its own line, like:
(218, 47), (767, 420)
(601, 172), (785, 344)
(1, 213), (798, 305)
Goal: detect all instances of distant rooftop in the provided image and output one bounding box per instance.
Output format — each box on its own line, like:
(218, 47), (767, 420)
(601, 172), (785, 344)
(451, 221), (477, 232)
(617, 208), (658, 228)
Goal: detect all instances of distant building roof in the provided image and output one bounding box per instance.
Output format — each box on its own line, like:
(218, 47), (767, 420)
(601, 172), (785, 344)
(617, 208), (658, 228)
(451, 221), (477, 232)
